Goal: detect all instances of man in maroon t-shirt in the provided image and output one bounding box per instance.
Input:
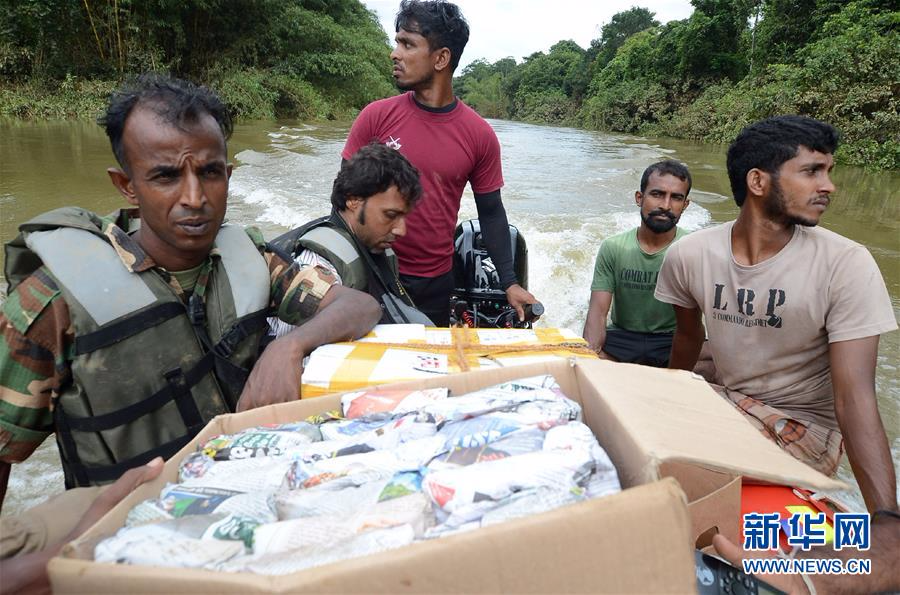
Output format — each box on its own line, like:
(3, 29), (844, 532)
(343, 0), (539, 326)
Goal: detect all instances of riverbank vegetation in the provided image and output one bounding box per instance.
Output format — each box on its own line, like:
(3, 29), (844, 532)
(2, 0), (896, 169)
(455, 0), (899, 169)
(0, 0), (393, 120)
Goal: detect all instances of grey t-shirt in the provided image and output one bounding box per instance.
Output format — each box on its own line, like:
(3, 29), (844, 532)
(655, 221), (897, 429)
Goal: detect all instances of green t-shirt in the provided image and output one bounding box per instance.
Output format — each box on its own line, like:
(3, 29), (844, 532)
(170, 262), (205, 294)
(590, 227), (686, 333)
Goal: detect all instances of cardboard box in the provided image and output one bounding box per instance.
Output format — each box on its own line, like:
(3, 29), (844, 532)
(50, 359), (845, 593)
(301, 325), (596, 398)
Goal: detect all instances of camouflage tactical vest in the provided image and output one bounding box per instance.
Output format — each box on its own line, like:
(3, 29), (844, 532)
(4, 207), (270, 488)
(270, 213), (432, 325)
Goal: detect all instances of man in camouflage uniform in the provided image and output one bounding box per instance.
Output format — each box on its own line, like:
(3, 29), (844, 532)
(0, 75), (381, 559)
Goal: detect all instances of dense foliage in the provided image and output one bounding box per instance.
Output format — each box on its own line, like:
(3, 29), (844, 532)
(0, 0), (394, 119)
(455, 0), (899, 169)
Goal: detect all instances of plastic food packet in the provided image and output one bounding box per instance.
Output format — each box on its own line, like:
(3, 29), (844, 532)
(305, 409), (344, 425)
(543, 423), (620, 489)
(284, 436), (446, 490)
(197, 422), (322, 461)
(584, 469), (622, 499)
(429, 427), (547, 471)
(423, 448), (594, 527)
(341, 387), (448, 419)
(102, 373), (623, 575)
(254, 492), (433, 557)
(479, 485), (587, 527)
(417, 375), (570, 425)
(179, 454), (297, 492)
(318, 416), (399, 442)
(434, 414), (528, 449)
(512, 397), (581, 424)
(126, 485), (277, 527)
(467, 375), (566, 402)
(275, 479), (390, 520)
(423, 423), (604, 524)
(378, 471), (423, 501)
(95, 514), (257, 567)
(220, 525), (416, 576)
(297, 415), (437, 463)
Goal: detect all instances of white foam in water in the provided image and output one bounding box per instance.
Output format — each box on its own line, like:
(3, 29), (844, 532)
(241, 188), (277, 205)
(231, 121), (713, 338)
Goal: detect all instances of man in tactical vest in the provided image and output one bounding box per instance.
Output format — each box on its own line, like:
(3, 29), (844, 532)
(0, 74), (381, 527)
(270, 143), (433, 336)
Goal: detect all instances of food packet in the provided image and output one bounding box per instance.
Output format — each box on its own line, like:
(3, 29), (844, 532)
(512, 397), (581, 424)
(543, 423), (620, 490)
(479, 485), (586, 527)
(275, 479), (389, 520)
(378, 471), (424, 501)
(584, 469), (622, 499)
(95, 514), (257, 567)
(254, 492), (433, 558)
(434, 414), (528, 449)
(423, 448), (594, 526)
(429, 426), (547, 471)
(126, 485), (278, 527)
(179, 454), (297, 492)
(417, 375), (569, 425)
(423, 423), (602, 513)
(197, 422), (322, 461)
(318, 415), (405, 442)
(297, 415), (437, 463)
(285, 436), (446, 490)
(220, 525), (416, 576)
(341, 387), (448, 419)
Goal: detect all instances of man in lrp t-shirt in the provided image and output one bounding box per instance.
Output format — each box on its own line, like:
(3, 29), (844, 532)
(342, 0), (539, 326)
(655, 116), (898, 515)
(583, 160), (691, 366)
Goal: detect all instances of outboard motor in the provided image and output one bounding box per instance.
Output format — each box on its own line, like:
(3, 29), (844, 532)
(450, 220), (540, 328)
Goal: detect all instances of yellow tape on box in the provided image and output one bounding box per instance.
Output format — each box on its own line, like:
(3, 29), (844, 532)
(300, 324), (597, 398)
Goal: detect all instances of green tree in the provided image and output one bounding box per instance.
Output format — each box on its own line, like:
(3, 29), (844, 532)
(677, 0), (753, 81)
(0, 0), (393, 118)
(662, 0), (899, 169)
(590, 6), (658, 70)
(513, 41), (585, 122)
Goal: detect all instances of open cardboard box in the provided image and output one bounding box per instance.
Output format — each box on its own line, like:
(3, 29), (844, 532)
(49, 358), (845, 593)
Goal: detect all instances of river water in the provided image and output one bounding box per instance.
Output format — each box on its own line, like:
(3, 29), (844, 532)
(1, 118), (897, 515)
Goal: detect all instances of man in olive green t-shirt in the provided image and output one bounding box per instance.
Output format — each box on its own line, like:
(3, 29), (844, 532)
(582, 160), (691, 366)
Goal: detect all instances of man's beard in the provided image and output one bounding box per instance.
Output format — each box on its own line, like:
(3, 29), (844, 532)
(355, 202), (387, 253)
(641, 209), (678, 233)
(764, 178), (818, 227)
(395, 72), (432, 92)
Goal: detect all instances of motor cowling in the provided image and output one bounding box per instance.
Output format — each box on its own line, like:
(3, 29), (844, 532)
(449, 220), (534, 328)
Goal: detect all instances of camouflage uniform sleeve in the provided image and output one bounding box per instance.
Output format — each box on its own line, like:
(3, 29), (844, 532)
(0, 267), (72, 462)
(264, 248), (338, 326)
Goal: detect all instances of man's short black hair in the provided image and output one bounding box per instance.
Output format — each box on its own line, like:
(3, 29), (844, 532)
(395, 0), (470, 72)
(332, 143), (422, 211)
(640, 160), (692, 195)
(726, 115), (839, 207)
(99, 73), (232, 172)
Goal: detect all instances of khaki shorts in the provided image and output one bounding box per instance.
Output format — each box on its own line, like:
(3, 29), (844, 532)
(711, 384), (844, 476)
(0, 486), (102, 558)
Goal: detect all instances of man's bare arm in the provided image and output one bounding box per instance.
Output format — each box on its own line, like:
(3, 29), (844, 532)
(0, 458), (164, 595)
(582, 291), (613, 353)
(668, 305), (705, 371)
(238, 285), (381, 411)
(830, 336), (898, 513)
